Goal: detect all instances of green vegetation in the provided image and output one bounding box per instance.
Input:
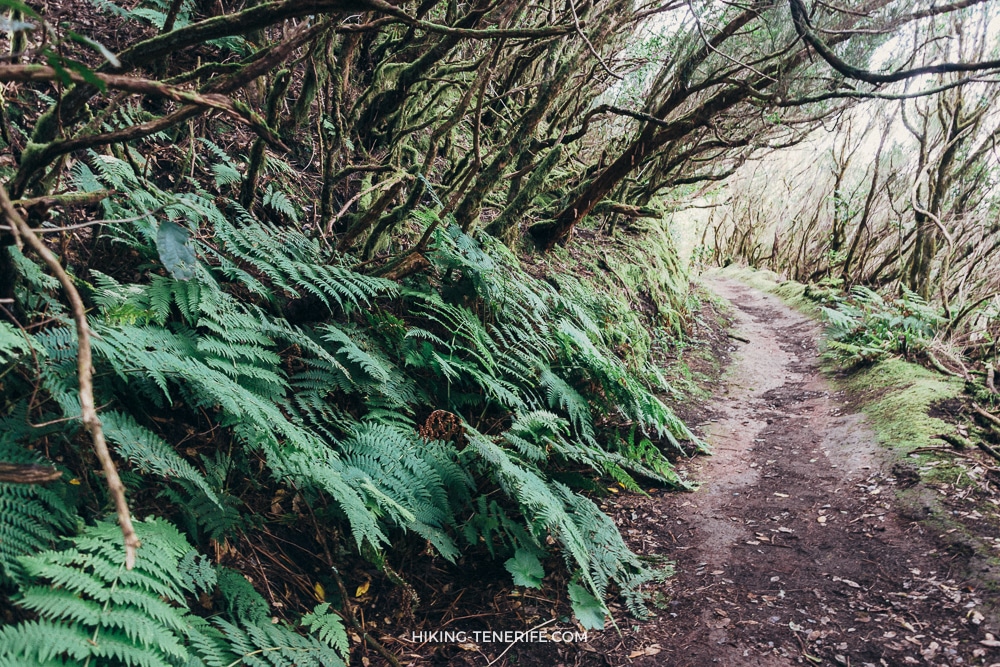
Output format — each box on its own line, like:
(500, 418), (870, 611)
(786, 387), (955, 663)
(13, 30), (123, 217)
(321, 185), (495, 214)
(0, 187), (698, 664)
(0, 518), (351, 667)
(820, 286), (943, 365)
(837, 358), (962, 454)
(2, 0), (999, 662)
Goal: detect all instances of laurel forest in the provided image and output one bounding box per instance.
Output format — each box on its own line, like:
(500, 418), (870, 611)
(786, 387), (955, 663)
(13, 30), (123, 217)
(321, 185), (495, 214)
(1, 0), (999, 665)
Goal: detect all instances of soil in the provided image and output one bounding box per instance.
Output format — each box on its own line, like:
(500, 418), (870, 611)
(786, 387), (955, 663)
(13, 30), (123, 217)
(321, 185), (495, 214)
(505, 279), (1000, 667)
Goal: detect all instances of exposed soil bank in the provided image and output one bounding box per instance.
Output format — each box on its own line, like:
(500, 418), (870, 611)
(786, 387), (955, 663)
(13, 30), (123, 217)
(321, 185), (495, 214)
(584, 278), (1000, 667)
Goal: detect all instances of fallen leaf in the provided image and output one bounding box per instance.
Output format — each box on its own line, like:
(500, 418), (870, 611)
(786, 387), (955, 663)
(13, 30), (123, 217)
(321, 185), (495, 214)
(774, 492), (789, 498)
(355, 580), (371, 597)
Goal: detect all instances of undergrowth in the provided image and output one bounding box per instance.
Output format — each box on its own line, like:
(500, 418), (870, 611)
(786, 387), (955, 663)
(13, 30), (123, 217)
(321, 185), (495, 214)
(820, 285), (943, 365)
(0, 154), (699, 663)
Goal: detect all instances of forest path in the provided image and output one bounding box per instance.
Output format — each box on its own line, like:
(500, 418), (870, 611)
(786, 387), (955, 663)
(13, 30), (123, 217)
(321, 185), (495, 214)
(592, 279), (997, 667)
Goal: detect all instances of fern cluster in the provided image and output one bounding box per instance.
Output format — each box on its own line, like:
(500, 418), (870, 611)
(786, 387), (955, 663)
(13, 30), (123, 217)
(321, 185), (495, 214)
(0, 518), (348, 667)
(1, 151), (698, 649)
(821, 285), (943, 363)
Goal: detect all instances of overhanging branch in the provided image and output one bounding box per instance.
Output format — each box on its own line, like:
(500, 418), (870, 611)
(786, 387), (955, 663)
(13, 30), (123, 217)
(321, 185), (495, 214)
(789, 0), (1000, 84)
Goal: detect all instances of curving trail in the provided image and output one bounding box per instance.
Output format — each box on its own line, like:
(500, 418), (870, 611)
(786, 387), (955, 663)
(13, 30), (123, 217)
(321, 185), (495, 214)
(588, 279), (998, 667)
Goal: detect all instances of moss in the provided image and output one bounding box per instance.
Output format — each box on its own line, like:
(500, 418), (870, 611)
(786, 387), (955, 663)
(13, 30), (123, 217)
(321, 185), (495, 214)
(833, 357), (962, 453)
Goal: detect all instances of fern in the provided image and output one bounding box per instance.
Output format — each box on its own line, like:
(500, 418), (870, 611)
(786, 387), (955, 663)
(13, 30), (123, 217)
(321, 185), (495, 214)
(821, 284), (944, 364)
(301, 604), (350, 661)
(209, 211), (396, 311)
(0, 518), (195, 666)
(4, 177), (701, 636)
(0, 518), (348, 667)
(0, 479), (74, 587)
(263, 184), (300, 223)
(0, 415), (76, 587)
(538, 365), (595, 442)
(0, 321), (33, 365)
(339, 422), (472, 560)
(101, 411), (222, 507)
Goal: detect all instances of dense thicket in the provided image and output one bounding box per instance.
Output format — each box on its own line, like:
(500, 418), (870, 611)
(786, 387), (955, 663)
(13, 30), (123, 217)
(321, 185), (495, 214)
(1, 0), (998, 663)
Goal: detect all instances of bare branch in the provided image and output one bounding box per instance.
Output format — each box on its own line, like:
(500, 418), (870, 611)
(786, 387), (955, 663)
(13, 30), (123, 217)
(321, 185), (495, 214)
(569, 0), (622, 80)
(776, 76), (995, 105)
(789, 0), (1000, 84)
(0, 185), (139, 569)
(0, 206), (166, 234)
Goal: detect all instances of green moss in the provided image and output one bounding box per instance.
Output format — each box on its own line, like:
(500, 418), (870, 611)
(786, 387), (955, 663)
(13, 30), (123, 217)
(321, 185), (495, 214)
(834, 357), (962, 453)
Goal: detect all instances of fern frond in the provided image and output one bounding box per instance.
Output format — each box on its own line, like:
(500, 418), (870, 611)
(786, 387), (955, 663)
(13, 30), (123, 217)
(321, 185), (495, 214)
(0, 321), (34, 365)
(1, 518), (192, 667)
(0, 428), (75, 585)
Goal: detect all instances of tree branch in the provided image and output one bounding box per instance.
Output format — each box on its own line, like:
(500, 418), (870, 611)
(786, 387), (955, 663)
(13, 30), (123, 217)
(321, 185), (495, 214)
(0, 185), (139, 569)
(0, 65), (286, 148)
(789, 0), (1000, 84)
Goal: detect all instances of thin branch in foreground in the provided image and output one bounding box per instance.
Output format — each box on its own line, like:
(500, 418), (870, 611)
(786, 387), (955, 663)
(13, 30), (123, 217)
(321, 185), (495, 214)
(0, 185), (139, 569)
(0, 205), (165, 234)
(569, 0), (622, 80)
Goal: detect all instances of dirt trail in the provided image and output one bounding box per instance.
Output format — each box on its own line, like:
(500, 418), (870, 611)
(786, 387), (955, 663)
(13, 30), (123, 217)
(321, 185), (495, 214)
(595, 279), (998, 667)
